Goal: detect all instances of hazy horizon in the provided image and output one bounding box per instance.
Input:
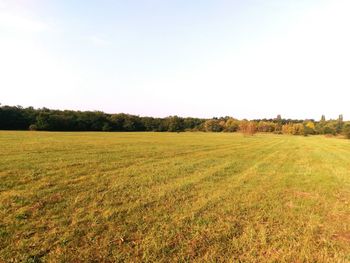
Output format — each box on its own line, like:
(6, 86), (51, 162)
(1, 0), (350, 120)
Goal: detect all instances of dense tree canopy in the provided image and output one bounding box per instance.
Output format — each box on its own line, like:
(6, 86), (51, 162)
(0, 105), (349, 138)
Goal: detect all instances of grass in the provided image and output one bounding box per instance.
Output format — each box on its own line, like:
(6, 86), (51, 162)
(0, 131), (350, 262)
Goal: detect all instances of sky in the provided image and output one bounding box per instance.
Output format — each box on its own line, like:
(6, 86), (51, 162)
(1, 0), (350, 120)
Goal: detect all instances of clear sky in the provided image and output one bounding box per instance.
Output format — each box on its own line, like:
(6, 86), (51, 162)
(1, 0), (349, 120)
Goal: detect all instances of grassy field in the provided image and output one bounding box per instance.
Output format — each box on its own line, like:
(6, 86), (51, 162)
(0, 131), (350, 262)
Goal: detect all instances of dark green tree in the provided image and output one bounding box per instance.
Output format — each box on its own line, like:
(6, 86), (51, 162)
(167, 116), (185, 132)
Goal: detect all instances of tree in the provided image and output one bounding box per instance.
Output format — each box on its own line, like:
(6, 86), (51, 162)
(102, 123), (112, 131)
(274, 115), (283, 133)
(336, 114), (344, 134)
(167, 116), (184, 132)
(315, 115), (327, 134)
(323, 124), (336, 135)
(142, 117), (157, 131)
(109, 114), (126, 131)
(225, 118), (239, 132)
(239, 121), (257, 136)
(343, 124), (350, 139)
(282, 123), (304, 135)
(257, 121), (276, 133)
(282, 123), (293, 134)
(204, 119), (222, 132)
(292, 123), (305, 135)
(183, 118), (204, 131)
(304, 121), (315, 135)
(305, 121), (315, 130)
(0, 106), (32, 130)
(1, 104), (349, 139)
(122, 116), (135, 131)
(35, 113), (51, 130)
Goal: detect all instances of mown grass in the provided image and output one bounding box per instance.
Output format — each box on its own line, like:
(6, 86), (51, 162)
(0, 131), (350, 262)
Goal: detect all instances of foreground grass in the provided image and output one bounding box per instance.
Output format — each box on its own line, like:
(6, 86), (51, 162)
(0, 131), (350, 262)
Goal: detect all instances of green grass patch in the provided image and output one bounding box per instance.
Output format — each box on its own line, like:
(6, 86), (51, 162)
(0, 131), (350, 262)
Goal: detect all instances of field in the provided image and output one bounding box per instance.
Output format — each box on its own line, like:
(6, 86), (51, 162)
(0, 131), (350, 262)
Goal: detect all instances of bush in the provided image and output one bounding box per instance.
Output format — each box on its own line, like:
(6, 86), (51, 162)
(102, 123), (112, 132)
(282, 123), (305, 135)
(225, 118), (239, 132)
(292, 123), (305, 136)
(324, 126), (336, 136)
(343, 124), (350, 139)
(29, 124), (37, 131)
(204, 119), (223, 132)
(239, 121), (257, 136)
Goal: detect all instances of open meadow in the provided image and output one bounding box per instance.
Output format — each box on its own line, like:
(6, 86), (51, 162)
(0, 131), (350, 262)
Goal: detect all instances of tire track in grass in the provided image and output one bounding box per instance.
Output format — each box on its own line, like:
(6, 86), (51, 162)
(32, 138), (280, 260)
(105, 138), (282, 215)
(82, 146), (257, 225)
(110, 139), (284, 258)
(139, 140), (287, 261)
(192, 137), (350, 262)
(306, 139), (350, 189)
(163, 138), (322, 262)
(0, 136), (274, 194)
(303, 138), (350, 259)
(171, 138), (332, 262)
(91, 138), (278, 201)
(0, 136), (278, 243)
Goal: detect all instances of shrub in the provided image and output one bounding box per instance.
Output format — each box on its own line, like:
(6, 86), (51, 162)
(282, 123), (305, 135)
(324, 125), (336, 136)
(225, 118), (239, 132)
(102, 123), (112, 131)
(239, 121), (257, 136)
(343, 124), (350, 139)
(282, 123), (293, 134)
(304, 121), (315, 135)
(292, 123), (305, 136)
(29, 124), (37, 131)
(204, 119), (223, 132)
(257, 121), (276, 133)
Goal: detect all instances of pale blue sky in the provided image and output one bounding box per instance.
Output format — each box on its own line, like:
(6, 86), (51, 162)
(1, 0), (349, 119)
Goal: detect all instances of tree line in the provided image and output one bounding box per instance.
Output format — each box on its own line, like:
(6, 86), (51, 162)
(0, 105), (349, 138)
